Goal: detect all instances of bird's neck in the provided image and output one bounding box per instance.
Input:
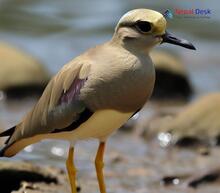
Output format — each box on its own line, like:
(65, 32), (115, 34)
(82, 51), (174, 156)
(110, 33), (151, 56)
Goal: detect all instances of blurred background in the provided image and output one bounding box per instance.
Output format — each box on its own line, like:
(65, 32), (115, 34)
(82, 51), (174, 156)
(0, 0), (220, 193)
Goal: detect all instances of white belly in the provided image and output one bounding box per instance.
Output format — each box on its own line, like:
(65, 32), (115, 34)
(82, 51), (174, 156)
(48, 109), (134, 141)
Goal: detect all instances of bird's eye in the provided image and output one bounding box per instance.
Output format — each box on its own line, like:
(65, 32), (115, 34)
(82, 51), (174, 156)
(135, 21), (152, 33)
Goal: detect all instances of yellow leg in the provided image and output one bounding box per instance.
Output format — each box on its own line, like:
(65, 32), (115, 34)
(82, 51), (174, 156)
(66, 147), (77, 193)
(95, 142), (107, 193)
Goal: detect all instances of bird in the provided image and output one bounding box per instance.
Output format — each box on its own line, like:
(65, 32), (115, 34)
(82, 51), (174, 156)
(0, 9), (195, 193)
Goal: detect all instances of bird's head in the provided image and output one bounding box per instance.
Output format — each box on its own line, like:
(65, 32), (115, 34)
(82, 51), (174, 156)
(113, 9), (196, 52)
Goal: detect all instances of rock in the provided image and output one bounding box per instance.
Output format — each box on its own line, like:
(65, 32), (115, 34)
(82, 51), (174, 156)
(150, 50), (193, 100)
(161, 167), (220, 189)
(0, 43), (50, 98)
(0, 160), (80, 193)
(161, 176), (182, 186)
(188, 171), (220, 188)
(132, 100), (186, 138)
(148, 93), (220, 147)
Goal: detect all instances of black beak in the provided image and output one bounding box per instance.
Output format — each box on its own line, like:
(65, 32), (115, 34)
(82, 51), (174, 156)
(161, 31), (196, 50)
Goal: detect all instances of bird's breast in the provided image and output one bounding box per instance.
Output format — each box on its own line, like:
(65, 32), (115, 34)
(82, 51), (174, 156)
(80, 54), (155, 112)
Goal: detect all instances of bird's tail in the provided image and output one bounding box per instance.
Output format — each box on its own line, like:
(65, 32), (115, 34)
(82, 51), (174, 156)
(0, 126), (16, 157)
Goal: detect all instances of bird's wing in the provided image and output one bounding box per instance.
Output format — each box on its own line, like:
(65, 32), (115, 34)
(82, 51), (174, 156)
(4, 59), (91, 146)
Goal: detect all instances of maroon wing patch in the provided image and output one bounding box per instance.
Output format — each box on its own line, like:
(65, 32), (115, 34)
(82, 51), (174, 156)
(59, 78), (87, 105)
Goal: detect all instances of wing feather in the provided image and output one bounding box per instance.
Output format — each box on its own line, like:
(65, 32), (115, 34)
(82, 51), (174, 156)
(6, 60), (91, 145)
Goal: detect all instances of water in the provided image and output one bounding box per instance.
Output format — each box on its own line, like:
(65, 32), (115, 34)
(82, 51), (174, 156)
(0, 0), (220, 192)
